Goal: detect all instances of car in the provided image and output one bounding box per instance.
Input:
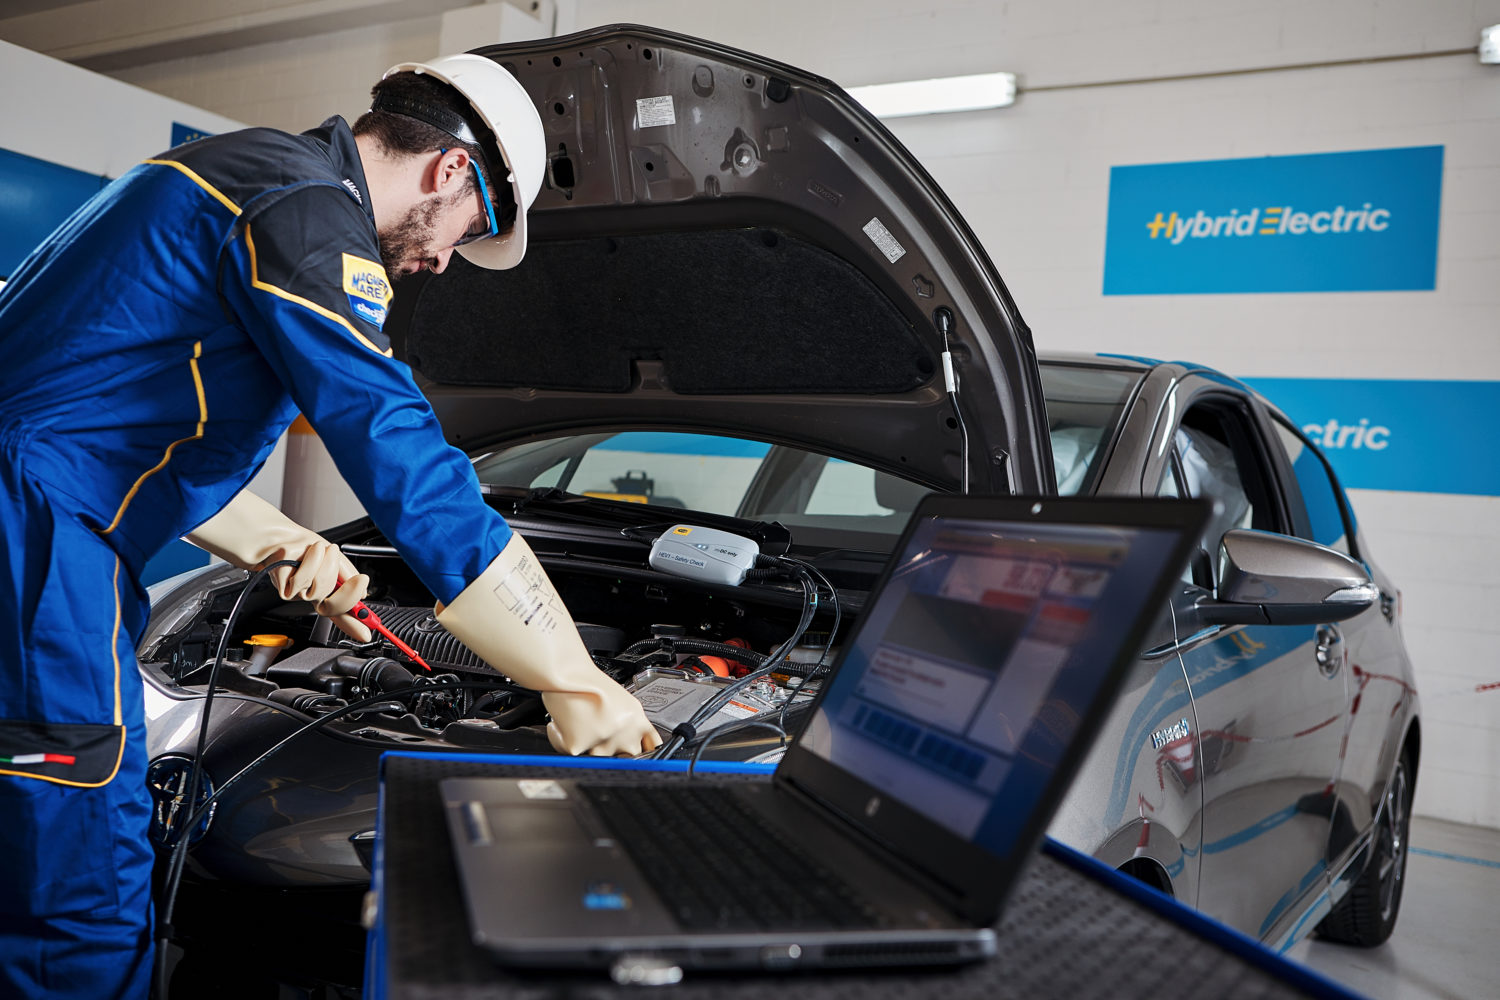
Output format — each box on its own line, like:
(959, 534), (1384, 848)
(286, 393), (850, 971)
(1036, 353), (1418, 951)
(137, 23), (1418, 995)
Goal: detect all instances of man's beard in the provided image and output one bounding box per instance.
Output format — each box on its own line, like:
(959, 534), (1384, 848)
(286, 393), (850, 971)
(377, 195), (445, 277)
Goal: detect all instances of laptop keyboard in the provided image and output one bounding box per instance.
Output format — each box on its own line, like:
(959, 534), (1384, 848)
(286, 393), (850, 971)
(580, 784), (884, 932)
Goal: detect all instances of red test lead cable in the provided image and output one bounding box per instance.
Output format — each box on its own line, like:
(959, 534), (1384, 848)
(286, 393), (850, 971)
(337, 578), (434, 672)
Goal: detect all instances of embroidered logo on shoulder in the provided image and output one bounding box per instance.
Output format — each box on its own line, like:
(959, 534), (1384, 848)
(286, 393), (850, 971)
(340, 178), (363, 204)
(342, 253), (391, 329)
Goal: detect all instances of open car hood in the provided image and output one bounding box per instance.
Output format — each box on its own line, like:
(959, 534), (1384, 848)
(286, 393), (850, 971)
(388, 24), (1053, 494)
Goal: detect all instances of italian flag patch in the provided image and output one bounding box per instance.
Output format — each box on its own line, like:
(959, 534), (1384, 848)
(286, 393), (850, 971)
(1, 753), (76, 765)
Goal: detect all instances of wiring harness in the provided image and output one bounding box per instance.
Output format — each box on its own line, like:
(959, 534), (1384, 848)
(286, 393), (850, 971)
(653, 552), (841, 765)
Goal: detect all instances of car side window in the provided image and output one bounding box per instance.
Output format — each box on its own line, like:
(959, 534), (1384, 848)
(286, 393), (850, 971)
(1154, 454), (1199, 583)
(1270, 417), (1353, 555)
(1156, 403), (1282, 580)
(1156, 457), (1181, 497)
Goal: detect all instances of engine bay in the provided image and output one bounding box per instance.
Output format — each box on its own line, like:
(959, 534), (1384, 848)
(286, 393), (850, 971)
(139, 519), (863, 761)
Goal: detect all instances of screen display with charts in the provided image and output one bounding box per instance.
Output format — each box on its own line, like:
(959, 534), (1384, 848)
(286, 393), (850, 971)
(799, 514), (1179, 854)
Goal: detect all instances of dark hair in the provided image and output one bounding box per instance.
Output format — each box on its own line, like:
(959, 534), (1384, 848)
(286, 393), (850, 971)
(353, 70), (516, 228)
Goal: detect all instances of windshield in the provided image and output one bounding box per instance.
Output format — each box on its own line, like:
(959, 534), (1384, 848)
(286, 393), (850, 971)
(1038, 363), (1142, 495)
(470, 366), (1138, 527)
(471, 431), (932, 536)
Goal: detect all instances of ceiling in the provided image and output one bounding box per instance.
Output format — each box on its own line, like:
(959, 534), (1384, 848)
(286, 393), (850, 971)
(0, 0), (475, 72)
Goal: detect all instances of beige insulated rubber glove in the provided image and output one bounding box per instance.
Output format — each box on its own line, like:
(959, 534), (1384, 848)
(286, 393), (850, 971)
(436, 533), (661, 757)
(185, 491), (372, 641)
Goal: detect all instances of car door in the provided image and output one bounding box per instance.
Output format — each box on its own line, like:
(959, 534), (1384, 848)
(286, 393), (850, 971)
(1264, 414), (1416, 884)
(1044, 362), (1205, 906)
(1154, 392), (1349, 944)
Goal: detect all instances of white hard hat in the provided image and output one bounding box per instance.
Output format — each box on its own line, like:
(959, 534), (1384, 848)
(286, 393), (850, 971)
(381, 54), (545, 270)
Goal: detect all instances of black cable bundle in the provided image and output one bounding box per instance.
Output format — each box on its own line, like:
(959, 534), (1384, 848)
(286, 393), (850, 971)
(654, 554), (842, 764)
(150, 562), (520, 998)
(153, 558), (297, 997)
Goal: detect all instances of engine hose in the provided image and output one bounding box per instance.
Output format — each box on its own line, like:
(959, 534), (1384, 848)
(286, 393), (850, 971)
(617, 637), (774, 671)
(488, 696), (546, 730)
(469, 689), (512, 715)
(336, 654), (413, 694)
(674, 639), (821, 677)
(666, 638), (770, 667)
(658, 571), (819, 759)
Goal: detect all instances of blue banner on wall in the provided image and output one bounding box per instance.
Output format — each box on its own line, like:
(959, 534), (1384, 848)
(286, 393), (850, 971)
(171, 122), (216, 147)
(0, 147), (106, 279)
(1247, 378), (1499, 496)
(1105, 146), (1443, 294)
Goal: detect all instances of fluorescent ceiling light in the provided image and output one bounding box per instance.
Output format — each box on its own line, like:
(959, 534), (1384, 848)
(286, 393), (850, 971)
(1482, 24), (1499, 64)
(847, 72), (1017, 119)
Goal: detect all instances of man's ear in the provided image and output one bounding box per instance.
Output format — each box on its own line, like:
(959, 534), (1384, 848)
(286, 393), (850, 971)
(428, 148), (471, 195)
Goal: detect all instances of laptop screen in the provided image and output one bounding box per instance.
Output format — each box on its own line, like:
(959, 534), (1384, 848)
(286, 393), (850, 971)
(796, 506), (1192, 858)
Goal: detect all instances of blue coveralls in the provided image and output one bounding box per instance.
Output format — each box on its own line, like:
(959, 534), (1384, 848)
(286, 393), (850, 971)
(0, 117), (512, 997)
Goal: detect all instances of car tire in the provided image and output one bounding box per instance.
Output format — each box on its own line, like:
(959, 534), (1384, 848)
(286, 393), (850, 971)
(1316, 751), (1413, 947)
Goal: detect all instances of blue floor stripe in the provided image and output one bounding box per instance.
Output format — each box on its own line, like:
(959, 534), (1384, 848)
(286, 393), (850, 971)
(1409, 847), (1500, 870)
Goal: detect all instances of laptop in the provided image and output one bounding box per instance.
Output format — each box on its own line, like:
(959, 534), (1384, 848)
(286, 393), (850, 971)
(440, 494), (1210, 976)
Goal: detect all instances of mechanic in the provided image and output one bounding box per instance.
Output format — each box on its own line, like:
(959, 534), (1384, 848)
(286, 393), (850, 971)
(0, 54), (658, 998)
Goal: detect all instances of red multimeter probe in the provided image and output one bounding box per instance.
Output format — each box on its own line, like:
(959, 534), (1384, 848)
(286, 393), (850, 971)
(336, 578), (433, 672)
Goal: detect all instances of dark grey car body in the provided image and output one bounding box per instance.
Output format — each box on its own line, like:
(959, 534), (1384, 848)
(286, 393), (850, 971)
(1039, 354), (1419, 950)
(137, 26), (1418, 989)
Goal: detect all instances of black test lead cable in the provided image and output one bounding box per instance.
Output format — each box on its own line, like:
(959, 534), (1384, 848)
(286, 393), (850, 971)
(674, 557), (840, 765)
(774, 556), (841, 733)
(154, 676), (517, 995)
(150, 560), (520, 997)
(153, 557), (296, 998)
(176, 678), (519, 835)
(655, 559), (820, 761)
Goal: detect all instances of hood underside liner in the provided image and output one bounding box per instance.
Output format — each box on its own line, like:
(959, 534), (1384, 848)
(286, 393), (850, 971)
(408, 228), (936, 395)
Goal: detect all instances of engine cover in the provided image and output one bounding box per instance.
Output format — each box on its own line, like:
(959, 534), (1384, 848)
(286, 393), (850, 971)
(360, 606), (625, 672)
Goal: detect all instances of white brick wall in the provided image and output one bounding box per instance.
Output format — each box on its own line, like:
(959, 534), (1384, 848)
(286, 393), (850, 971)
(1349, 490), (1500, 827)
(27, 0), (1500, 826)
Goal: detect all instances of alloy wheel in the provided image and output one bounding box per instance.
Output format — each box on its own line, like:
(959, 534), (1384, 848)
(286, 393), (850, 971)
(1376, 759), (1410, 922)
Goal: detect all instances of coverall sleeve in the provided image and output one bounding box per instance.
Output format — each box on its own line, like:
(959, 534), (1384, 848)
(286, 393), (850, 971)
(219, 183), (511, 605)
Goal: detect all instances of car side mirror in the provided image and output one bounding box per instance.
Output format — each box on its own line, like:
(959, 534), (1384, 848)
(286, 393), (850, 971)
(1199, 529), (1377, 626)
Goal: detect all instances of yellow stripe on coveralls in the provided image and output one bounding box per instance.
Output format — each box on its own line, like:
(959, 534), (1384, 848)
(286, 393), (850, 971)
(100, 342), (208, 536)
(244, 225), (394, 358)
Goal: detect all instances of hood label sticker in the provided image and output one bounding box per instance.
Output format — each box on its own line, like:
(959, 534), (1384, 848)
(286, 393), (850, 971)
(636, 95), (676, 128)
(863, 217), (907, 263)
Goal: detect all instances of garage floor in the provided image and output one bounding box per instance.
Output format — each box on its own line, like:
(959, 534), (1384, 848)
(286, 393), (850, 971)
(1286, 816), (1500, 999)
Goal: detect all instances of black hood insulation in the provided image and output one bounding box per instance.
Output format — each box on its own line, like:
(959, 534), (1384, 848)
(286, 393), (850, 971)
(405, 228), (937, 396)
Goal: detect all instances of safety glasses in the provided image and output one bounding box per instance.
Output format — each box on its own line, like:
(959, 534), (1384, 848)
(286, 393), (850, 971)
(451, 156), (501, 248)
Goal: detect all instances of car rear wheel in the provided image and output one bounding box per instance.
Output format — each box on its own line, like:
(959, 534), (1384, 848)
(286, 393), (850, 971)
(1317, 752), (1412, 946)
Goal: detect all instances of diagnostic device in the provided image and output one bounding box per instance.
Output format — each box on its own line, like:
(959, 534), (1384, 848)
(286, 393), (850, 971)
(648, 525), (759, 586)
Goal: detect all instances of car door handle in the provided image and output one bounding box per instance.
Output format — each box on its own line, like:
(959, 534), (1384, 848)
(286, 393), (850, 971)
(1315, 624), (1344, 677)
